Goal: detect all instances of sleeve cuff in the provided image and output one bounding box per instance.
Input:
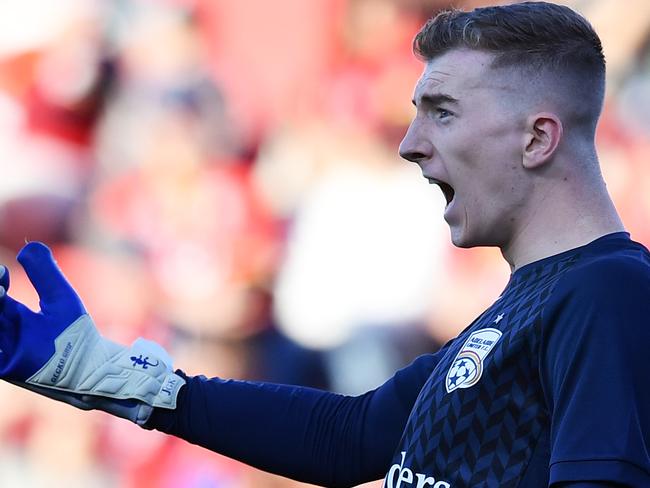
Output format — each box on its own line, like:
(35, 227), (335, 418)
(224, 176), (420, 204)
(550, 459), (650, 486)
(143, 369), (189, 431)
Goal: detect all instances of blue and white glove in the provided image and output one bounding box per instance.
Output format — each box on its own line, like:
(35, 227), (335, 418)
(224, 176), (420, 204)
(0, 242), (185, 426)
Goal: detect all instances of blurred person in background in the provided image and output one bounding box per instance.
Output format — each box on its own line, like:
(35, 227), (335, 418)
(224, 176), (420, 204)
(0, 0), (115, 252)
(88, 4), (331, 487)
(252, 0), (459, 397)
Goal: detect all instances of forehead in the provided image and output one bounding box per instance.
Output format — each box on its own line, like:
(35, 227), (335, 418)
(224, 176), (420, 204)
(413, 49), (508, 102)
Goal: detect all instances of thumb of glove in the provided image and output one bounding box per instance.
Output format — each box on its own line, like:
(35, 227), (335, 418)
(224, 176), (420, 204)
(0, 266), (8, 311)
(0, 265), (9, 291)
(16, 242), (85, 320)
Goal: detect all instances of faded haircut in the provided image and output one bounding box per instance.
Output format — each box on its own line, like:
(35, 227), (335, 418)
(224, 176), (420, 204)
(414, 2), (606, 131)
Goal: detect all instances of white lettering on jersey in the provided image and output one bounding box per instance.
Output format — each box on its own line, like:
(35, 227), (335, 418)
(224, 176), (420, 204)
(383, 451), (451, 488)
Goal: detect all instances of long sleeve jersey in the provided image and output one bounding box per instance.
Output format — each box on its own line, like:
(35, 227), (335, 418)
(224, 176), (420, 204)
(148, 232), (650, 487)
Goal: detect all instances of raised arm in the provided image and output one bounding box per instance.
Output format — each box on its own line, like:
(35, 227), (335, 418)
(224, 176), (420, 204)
(0, 242), (440, 487)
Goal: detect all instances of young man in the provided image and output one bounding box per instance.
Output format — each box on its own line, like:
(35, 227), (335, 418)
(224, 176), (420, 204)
(0, 2), (649, 487)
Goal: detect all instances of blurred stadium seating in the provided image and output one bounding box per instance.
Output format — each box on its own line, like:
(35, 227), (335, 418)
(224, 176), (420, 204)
(0, 0), (648, 486)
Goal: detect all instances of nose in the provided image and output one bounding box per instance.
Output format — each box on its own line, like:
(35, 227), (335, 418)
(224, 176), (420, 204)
(398, 119), (432, 165)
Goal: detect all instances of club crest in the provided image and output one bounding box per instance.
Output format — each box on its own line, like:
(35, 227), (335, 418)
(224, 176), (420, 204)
(445, 328), (502, 393)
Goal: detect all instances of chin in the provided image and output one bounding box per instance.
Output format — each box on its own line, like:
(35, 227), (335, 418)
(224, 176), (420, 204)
(448, 226), (488, 249)
(451, 238), (478, 249)
(449, 230), (473, 248)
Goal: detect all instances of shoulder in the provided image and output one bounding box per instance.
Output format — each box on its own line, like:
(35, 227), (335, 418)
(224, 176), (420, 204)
(550, 241), (650, 307)
(392, 352), (444, 392)
(539, 239), (650, 483)
(540, 240), (650, 365)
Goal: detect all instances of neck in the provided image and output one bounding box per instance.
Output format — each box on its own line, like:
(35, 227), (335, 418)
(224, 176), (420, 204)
(501, 176), (626, 272)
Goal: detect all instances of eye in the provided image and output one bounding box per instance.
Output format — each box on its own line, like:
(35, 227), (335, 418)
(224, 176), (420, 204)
(436, 108), (452, 119)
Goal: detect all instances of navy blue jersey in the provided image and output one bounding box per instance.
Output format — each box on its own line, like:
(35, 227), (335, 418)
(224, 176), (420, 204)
(149, 232), (650, 487)
(383, 232), (650, 487)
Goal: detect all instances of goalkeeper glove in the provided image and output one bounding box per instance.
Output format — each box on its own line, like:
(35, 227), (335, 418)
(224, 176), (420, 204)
(0, 242), (185, 426)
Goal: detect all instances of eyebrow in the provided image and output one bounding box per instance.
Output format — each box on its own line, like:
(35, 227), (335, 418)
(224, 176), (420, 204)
(412, 93), (460, 107)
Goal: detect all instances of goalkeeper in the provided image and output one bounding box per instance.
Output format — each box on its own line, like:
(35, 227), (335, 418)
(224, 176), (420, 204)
(2, 2), (650, 487)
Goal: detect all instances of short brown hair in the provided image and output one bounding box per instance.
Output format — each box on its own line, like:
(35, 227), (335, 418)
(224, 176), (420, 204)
(415, 2), (604, 71)
(414, 1), (605, 130)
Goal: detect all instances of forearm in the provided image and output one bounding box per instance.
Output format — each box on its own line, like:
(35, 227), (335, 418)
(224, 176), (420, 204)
(147, 372), (408, 487)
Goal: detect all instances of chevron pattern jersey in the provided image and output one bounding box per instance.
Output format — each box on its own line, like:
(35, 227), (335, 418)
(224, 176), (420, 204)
(382, 232), (650, 487)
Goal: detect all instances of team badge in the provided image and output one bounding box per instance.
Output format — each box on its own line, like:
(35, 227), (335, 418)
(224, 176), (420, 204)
(445, 328), (502, 393)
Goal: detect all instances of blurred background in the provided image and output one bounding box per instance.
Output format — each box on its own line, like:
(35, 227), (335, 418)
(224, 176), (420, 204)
(0, 0), (648, 486)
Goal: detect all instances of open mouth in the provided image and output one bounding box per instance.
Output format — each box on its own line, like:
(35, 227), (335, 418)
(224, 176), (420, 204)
(427, 177), (455, 205)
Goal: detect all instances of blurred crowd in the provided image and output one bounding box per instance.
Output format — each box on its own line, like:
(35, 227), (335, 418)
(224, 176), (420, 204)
(0, 0), (648, 487)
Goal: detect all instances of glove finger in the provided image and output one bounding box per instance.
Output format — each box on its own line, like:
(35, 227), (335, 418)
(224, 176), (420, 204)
(0, 295), (30, 373)
(16, 242), (84, 314)
(0, 265), (8, 291)
(17, 242), (69, 302)
(0, 266), (9, 312)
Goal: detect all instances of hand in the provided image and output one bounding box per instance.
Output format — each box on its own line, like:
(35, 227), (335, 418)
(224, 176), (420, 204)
(0, 242), (185, 425)
(0, 242), (86, 381)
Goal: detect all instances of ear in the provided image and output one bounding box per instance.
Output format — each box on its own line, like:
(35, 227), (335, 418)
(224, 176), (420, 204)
(522, 113), (563, 169)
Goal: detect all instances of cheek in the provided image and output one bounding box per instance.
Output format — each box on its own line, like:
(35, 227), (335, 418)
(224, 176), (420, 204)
(455, 147), (523, 219)
(439, 120), (522, 195)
